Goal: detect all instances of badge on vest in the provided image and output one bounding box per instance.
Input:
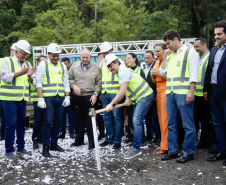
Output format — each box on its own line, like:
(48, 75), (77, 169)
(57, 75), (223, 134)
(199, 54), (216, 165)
(176, 61), (181, 67)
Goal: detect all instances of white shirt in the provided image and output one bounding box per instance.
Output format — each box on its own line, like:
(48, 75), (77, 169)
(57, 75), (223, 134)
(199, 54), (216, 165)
(36, 60), (70, 92)
(159, 45), (199, 83)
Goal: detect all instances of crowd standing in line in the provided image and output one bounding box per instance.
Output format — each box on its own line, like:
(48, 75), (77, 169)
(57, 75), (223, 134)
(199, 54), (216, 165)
(0, 20), (226, 166)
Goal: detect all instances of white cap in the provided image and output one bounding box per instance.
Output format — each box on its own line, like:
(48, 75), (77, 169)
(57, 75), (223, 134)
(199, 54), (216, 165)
(100, 41), (112, 53)
(105, 54), (119, 66)
(15, 40), (31, 54)
(47, 43), (61, 53)
(11, 43), (17, 50)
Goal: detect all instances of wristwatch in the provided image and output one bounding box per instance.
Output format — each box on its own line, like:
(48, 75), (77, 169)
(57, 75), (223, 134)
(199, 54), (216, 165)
(94, 92), (98, 97)
(110, 102), (116, 107)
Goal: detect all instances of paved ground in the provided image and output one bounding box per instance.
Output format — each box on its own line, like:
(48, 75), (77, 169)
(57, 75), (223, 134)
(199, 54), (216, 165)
(0, 131), (225, 185)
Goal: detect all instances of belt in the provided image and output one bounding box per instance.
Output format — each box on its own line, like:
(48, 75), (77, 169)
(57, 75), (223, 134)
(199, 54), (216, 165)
(211, 84), (217, 89)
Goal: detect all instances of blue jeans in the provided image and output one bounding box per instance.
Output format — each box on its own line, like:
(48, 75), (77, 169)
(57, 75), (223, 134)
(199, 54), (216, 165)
(32, 102), (44, 141)
(102, 93), (123, 144)
(60, 104), (75, 135)
(133, 93), (154, 149)
(3, 100), (26, 153)
(0, 100), (5, 139)
(210, 88), (226, 154)
(42, 96), (64, 147)
(166, 92), (196, 155)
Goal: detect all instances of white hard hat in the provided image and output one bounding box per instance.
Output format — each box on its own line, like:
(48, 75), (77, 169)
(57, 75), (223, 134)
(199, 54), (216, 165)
(11, 43), (17, 50)
(15, 40), (31, 54)
(47, 43), (61, 53)
(105, 54), (119, 66)
(100, 41), (112, 53)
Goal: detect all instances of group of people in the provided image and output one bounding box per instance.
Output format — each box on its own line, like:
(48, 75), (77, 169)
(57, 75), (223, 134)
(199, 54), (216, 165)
(0, 20), (226, 166)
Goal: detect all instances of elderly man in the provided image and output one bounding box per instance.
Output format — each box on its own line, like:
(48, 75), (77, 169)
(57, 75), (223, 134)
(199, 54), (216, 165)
(36, 43), (70, 157)
(1, 40), (36, 159)
(31, 54), (47, 149)
(69, 48), (101, 150)
(58, 57), (75, 139)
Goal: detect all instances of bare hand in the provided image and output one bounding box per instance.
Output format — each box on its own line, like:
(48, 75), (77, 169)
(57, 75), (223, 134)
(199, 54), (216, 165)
(21, 67), (30, 75)
(106, 104), (114, 112)
(90, 94), (97, 106)
(203, 92), (208, 101)
(150, 68), (161, 76)
(125, 99), (132, 106)
(186, 90), (194, 104)
(72, 85), (81, 96)
(27, 67), (37, 77)
(163, 49), (172, 59)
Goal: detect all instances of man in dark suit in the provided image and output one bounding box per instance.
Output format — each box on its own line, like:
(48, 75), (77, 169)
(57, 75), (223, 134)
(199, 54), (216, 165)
(203, 20), (226, 166)
(144, 51), (161, 143)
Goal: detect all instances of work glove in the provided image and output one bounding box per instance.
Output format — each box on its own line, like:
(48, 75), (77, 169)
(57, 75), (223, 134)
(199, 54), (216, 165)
(62, 96), (70, 107)
(37, 98), (46, 109)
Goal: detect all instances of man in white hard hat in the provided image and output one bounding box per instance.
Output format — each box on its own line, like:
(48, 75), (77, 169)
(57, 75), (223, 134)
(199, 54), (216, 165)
(104, 54), (154, 159)
(99, 42), (124, 149)
(36, 43), (70, 157)
(10, 43), (17, 57)
(1, 40), (37, 159)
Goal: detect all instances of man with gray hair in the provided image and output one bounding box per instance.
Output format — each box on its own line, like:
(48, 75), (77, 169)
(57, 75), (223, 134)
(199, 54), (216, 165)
(69, 48), (102, 150)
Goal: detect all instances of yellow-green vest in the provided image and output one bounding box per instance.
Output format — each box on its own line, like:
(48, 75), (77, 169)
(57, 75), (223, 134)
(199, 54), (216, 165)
(30, 85), (38, 102)
(166, 47), (193, 95)
(195, 51), (210, 96)
(0, 58), (3, 88)
(118, 65), (153, 103)
(42, 60), (66, 97)
(100, 58), (123, 94)
(134, 66), (143, 75)
(0, 57), (30, 101)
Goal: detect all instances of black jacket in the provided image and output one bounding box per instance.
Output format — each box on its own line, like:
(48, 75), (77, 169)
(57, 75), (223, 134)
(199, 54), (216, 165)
(146, 61), (157, 98)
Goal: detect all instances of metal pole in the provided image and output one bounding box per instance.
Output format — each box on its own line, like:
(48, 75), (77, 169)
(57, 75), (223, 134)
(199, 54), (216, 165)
(91, 116), (101, 170)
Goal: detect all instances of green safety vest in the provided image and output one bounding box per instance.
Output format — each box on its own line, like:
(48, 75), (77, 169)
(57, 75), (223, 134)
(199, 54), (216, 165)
(134, 66), (143, 75)
(166, 47), (193, 95)
(0, 57), (30, 101)
(195, 51), (210, 96)
(30, 85), (38, 102)
(100, 58), (123, 94)
(118, 65), (153, 103)
(42, 60), (66, 97)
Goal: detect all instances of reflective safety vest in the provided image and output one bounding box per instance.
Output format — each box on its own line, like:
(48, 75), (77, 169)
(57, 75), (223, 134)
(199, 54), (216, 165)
(100, 58), (123, 94)
(0, 58), (3, 88)
(134, 66), (144, 75)
(195, 51), (210, 96)
(166, 47), (193, 95)
(118, 65), (153, 102)
(42, 60), (66, 97)
(0, 57), (30, 101)
(30, 85), (38, 102)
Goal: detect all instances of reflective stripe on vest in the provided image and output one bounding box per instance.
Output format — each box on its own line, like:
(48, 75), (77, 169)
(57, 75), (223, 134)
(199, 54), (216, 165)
(166, 47), (193, 94)
(0, 57), (30, 101)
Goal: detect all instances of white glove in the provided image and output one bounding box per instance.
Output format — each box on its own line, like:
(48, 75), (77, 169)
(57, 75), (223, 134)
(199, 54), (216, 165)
(62, 96), (70, 107)
(37, 98), (46, 109)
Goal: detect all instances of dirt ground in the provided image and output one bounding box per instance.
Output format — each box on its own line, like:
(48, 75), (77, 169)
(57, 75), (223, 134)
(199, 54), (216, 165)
(0, 130), (225, 185)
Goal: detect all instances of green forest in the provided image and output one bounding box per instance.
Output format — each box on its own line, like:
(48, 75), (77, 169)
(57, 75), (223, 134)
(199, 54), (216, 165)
(0, 0), (226, 58)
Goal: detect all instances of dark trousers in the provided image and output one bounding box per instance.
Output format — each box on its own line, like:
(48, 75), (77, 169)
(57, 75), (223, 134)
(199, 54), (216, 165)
(60, 104), (75, 136)
(71, 94), (94, 145)
(0, 100), (5, 139)
(194, 96), (217, 144)
(210, 88), (226, 154)
(95, 97), (105, 136)
(32, 102), (44, 141)
(42, 96), (64, 147)
(3, 100), (26, 153)
(145, 101), (161, 138)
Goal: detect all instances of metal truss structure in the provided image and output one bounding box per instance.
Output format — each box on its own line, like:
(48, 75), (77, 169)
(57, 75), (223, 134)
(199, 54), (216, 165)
(32, 39), (196, 66)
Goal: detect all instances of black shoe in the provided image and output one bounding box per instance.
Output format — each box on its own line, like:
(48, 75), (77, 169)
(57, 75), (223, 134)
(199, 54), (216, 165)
(70, 134), (75, 139)
(42, 146), (50, 157)
(124, 134), (134, 143)
(207, 153), (226, 162)
(113, 143), (121, 149)
(58, 134), (65, 139)
(125, 133), (132, 139)
(146, 135), (153, 141)
(100, 140), (114, 147)
(98, 134), (105, 140)
(208, 144), (218, 154)
(223, 160), (226, 166)
(50, 145), (65, 152)
(161, 153), (179, 161)
(153, 137), (161, 143)
(196, 141), (209, 149)
(88, 143), (95, 150)
(70, 142), (83, 147)
(176, 154), (193, 163)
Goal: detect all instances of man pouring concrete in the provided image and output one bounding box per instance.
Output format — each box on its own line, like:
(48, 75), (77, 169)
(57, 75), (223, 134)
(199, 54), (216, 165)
(105, 54), (154, 159)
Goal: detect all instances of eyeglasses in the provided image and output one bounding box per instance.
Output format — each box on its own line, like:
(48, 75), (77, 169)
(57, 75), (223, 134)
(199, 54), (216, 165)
(19, 50), (29, 57)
